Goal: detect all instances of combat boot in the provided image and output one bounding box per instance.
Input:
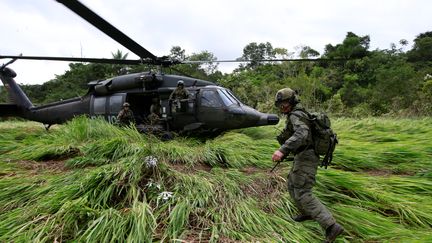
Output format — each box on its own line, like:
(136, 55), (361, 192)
(292, 215), (313, 222)
(324, 223), (344, 243)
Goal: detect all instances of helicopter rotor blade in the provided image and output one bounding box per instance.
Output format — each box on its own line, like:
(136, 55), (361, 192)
(1, 54), (354, 66)
(0, 55), (143, 65)
(181, 57), (352, 64)
(56, 0), (157, 62)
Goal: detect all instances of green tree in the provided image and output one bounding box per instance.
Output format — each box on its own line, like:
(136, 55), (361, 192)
(111, 50), (129, 60)
(168, 46), (222, 81)
(370, 60), (419, 113)
(237, 42), (276, 69)
(324, 32), (370, 59)
(408, 31), (432, 63)
(111, 49), (130, 75)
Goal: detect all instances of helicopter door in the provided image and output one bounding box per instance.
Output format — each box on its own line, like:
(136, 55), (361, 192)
(90, 93), (126, 123)
(197, 89), (224, 126)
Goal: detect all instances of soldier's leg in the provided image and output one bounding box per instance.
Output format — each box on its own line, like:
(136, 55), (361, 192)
(288, 166), (307, 215)
(291, 150), (336, 229)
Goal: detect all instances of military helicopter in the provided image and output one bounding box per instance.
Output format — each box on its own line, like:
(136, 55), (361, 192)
(0, 0), (281, 135)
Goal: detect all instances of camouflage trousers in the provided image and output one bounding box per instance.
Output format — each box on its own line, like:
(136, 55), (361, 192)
(288, 149), (336, 229)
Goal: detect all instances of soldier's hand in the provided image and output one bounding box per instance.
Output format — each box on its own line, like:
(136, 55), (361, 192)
(272, 150), (285, 162)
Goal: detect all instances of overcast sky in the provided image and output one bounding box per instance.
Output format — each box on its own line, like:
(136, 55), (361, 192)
(1, 0), (431, 85)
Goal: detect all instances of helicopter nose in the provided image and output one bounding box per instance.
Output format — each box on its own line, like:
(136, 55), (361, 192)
(257, 114), (279, 126)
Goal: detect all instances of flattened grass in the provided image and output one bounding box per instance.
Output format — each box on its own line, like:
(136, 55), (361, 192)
(0, 117), (431, 242)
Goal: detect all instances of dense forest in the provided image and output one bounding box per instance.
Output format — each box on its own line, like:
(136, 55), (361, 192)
(1, 31), (432, 116)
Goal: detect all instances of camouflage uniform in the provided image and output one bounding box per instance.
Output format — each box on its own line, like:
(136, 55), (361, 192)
(147, 113), (160, 125)
(117, 108), (135, 126)
(169, 87), (189, 100)
(278, 104), (336, 230)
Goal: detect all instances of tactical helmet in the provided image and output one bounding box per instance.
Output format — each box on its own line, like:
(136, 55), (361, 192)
(177, 80), (184, 86)
(274, 88), (299, 107)
(122, 102), (130, 107)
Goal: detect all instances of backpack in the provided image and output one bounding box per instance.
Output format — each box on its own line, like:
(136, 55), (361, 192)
(292, 109), (338, 169)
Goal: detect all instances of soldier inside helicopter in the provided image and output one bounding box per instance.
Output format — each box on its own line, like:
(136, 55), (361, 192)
(169, 80), (190, 113)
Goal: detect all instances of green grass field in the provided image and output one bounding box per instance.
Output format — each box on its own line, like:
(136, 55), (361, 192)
(0, 117), (431, 242)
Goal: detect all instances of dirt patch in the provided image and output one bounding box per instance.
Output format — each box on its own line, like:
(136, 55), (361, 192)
(16, 160), (69, 175)
(181, 230), (212, 242)
(239, 166), (263, 174)
(36, 147), (81, 162)
(366, 169), (393, 177)
(0, 172), (17, 178)
(240, 175), (285, 201)
(366, 169), (415, 177)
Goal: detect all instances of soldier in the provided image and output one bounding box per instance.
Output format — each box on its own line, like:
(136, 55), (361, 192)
(272, 88), (343, 243)
(169, 80), (189, 101)
(117, 102), (135, 126)
(147, 98), (161, 125)
(169, 80), (189, 112)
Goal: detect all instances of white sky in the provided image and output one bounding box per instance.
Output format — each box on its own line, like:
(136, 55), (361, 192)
(0, 0), (431, 85)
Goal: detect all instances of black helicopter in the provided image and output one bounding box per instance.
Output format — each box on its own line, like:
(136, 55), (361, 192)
(0, 0), (280, 135)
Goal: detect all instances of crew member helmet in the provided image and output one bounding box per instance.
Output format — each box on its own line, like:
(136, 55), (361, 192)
(122, 102), (130, 107)
(177, 80), (184, 86)
(274, 88), (299, 107)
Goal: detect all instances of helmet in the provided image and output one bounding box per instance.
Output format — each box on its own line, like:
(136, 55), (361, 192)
(122, 102), (130, 107)
(274, 88), (299, 107)
(177, 80), (184, 86)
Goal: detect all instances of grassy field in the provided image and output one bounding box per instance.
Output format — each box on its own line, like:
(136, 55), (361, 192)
(0, 117), (431, 242)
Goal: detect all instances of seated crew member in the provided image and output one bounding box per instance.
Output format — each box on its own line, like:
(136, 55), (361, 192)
(117, 102), (135, 126)
(148, 98), (161, 125)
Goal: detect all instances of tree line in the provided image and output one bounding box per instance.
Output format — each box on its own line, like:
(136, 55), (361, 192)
(1, 31), (431, 117)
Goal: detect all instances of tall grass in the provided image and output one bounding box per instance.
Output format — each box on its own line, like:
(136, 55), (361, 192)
(0, 117), (431, 242)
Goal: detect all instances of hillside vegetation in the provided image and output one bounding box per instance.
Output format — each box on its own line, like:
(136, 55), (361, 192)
(1, 117), (431, 242)
(2, 31), (432, 117)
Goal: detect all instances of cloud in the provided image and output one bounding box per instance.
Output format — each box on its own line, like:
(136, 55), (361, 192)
(1, 0), (431, 84)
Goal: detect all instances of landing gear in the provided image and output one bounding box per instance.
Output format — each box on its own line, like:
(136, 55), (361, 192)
(43, 124), (52, 131)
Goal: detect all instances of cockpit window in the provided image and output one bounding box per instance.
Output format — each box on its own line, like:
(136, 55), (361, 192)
(201, 90), (222, 108)
(218, 89), (236, 106)
(226, 89), (242, 105)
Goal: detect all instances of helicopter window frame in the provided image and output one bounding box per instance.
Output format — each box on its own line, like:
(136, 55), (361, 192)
(93, 97), (106, 115)
(218, 89), (236, 107)
(200, 89), (223, 108)
(109, 95), (124, 114)
(228, 90), (243, 105)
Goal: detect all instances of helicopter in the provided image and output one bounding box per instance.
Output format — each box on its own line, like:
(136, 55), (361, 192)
(0, 0), (281, 135)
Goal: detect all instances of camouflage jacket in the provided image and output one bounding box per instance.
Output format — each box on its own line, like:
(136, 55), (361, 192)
(117, 109), (135, 125)
(147, 113), (160, 125)
(169, 87), (189, 100)
(277, 104), (314, 155)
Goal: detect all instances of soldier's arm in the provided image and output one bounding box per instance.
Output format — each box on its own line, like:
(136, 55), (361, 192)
(279, 112), (311, 154)
(181, 89), (189, 100)
(276, 128), (289, 145)
(117, 110), (124, 119)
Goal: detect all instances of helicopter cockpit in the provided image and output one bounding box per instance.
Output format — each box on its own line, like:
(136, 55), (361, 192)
(163, 85), (278, 132)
